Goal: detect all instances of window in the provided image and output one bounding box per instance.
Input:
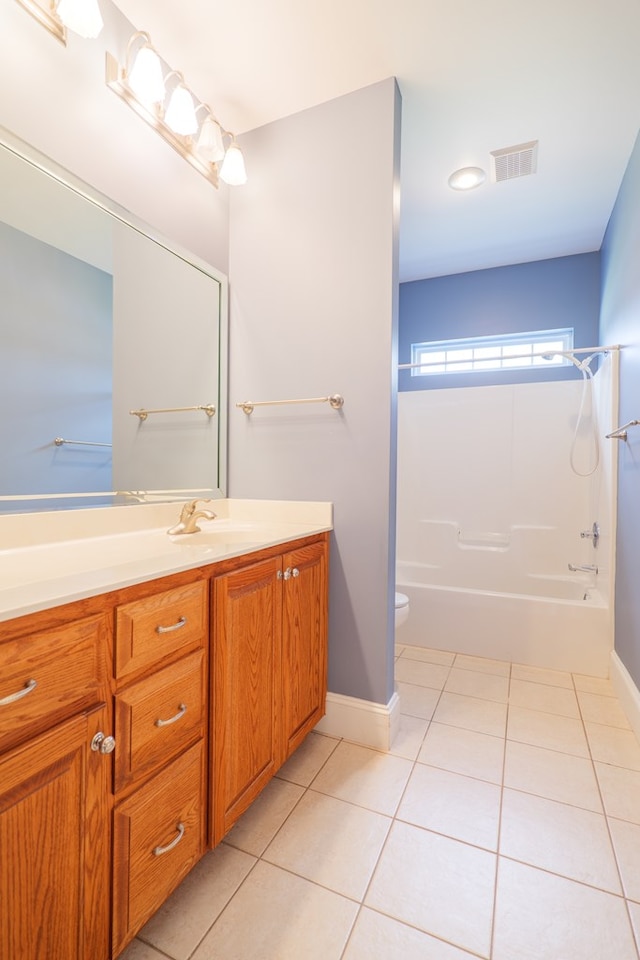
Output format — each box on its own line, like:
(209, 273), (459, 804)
(410, 328), (574, 376)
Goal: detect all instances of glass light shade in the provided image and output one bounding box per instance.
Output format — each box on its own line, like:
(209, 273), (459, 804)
(219, 143), (247, 186)
(164, 85), (198, 136)
(56, 0), (103, 38)
(196, 117), (225, 163)
(448, 166), (486, 191)
(128, 46), (165, 106)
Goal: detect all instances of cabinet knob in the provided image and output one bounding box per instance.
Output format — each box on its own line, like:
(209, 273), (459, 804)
(291, 567), (300, 578)
(91, 732), (116, 755)
(278, 568), (292, 581)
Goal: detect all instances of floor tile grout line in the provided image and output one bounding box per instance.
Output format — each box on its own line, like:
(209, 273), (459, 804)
(127, 652), (640, 960)
(182, 733), (347, 960)
(488, 658), (513, 960)
(572, 669), (640, 959)
(342, 902), (490, 960)
(133, 936), (176, 960)
(345, 661), (455, 950)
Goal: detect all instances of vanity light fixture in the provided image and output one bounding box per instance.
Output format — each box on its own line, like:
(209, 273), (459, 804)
(163, 72), (198, 136)
(126, 32), (165, 106)
(447, 166), (486, 191)
(196, 108), (226, 163)
(219, 137), (248, 186)
(14, 0), (67, 43)
(106, 31), (247, 189)
(56, 0), (102, 38)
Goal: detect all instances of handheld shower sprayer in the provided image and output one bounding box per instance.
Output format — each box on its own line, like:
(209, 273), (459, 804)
(540, 350), (605, 477)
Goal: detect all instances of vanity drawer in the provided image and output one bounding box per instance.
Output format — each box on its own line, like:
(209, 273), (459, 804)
(115, 580), (207, 680)
(112, 740), (206, 955)
(0, 615), (106, 753)
(114, 649), (207, 792)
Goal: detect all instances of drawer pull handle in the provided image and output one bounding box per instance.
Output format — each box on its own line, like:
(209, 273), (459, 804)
(0, 678), (37, 706)
(153, 822), (185, 856)
(155, 616), (187, 635)
(155, 703), (187, 727)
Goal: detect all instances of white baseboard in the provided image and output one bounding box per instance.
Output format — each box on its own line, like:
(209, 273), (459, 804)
(315, 691), (400, 751)
(610, 651), (640, 744)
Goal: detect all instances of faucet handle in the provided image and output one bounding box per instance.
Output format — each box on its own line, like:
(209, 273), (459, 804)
(579, 522), (600, 547)
(179, 498), (212, 521)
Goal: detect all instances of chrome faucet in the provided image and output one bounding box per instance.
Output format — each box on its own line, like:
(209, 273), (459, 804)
(580, 522), (600, 548)
(568, 563), (598, 574)
(167, 499), (217, 535)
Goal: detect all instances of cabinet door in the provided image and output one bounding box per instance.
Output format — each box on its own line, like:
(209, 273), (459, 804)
(281, 540), (328, 761)
(212, 556), (282, 844)
(0, 710), (110, 960)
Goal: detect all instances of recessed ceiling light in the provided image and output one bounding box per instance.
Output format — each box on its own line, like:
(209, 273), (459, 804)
(448, 166), (486, 191)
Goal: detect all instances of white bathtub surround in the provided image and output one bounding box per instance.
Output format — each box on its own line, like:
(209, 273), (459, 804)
(315, 691), (401, 751)
(398, 568), (610, 676)
(396, 365), (618, 677)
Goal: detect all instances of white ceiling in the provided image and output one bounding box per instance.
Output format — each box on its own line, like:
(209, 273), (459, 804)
(113, 0), (640, 282)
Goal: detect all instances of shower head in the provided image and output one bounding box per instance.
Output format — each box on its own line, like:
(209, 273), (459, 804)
(541, 350), (586, 370)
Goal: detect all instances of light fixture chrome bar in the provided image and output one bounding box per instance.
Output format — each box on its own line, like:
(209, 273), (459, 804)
(14, 0), (67, 43)
(105, 52), (219, 188)
(236, 395), (344, 415)
(605, 420), (640, 441)
(54, 437), (112, 447)
(399, 344), (621, 371)
(130, 404), (216, 421)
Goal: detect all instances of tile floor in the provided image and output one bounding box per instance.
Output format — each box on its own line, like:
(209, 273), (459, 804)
(119, 644), (640, 960)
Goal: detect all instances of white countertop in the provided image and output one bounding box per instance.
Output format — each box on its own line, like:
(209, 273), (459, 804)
(0, 499), (333, 623)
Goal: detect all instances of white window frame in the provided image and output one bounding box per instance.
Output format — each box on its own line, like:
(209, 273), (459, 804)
(410, 328), (574, 377)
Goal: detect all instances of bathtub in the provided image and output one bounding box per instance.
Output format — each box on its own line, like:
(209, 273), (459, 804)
(396, 557), (612, 677)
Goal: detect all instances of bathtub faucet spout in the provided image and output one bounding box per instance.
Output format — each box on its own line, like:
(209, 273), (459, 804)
(568, 563), (598, 574)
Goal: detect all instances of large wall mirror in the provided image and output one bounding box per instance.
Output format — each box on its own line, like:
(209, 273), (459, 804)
(0, 126), (227, 515)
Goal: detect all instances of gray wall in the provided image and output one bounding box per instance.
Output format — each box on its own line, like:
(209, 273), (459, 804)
(600, 128), (640, 686)
(228, 79), (401, 706)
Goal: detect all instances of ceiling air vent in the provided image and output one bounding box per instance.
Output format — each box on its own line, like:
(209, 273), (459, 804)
(490, 140), (538, 182)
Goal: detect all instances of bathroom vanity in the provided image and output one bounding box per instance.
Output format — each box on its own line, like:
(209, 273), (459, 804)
(0, 499), (331, 959)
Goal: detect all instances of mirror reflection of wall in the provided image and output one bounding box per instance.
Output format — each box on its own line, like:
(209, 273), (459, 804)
(0, 219), (113, 495)
(0, 130), (227, 512)
(112, 222), (221, 493)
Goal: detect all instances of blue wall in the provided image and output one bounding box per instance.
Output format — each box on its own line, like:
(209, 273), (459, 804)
(600, 129), (640, 687)
(0, 221), (113, 495)
(399, 253), (601, 391)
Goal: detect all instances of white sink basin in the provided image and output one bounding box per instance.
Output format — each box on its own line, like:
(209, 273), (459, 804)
(169, 519), (292, 547)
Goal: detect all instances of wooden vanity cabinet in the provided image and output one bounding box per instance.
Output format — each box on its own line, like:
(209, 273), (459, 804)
(0, 613), (112, 960)
(0, 531), (328, 959)
(111, 579), (209, 957)
(211, 535), (328, 844)
(280, 539), (329, 760)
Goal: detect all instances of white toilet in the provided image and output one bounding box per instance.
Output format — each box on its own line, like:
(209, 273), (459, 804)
(395, 591), (410, 630)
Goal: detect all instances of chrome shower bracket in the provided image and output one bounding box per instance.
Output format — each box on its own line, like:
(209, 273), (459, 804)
(580, 522), (600, 548)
